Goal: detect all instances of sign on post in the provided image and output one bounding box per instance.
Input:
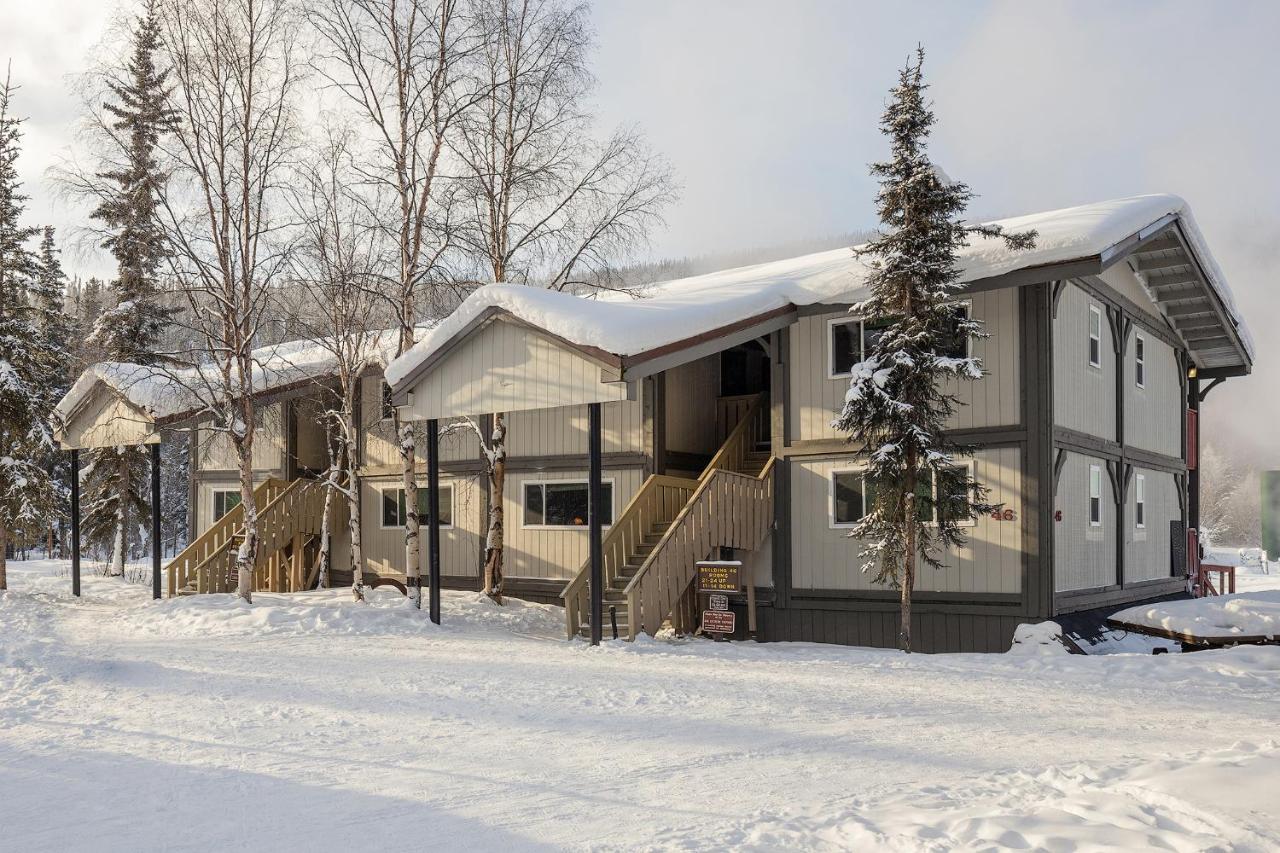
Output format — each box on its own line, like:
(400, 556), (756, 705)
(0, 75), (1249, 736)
(708, 593), (729, 612)
(701, 609), (736, 635)
(697, 561), (741, 593)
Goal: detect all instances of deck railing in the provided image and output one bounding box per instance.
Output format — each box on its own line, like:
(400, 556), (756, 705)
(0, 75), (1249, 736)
(166, 478), (288, 596)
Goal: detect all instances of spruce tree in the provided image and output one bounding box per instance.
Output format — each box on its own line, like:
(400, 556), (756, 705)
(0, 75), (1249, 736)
(833, 48), (1035, 651)
(32, 228), (74, 554)
(82, 0), (178, 575)
(0, 71), (55, 588)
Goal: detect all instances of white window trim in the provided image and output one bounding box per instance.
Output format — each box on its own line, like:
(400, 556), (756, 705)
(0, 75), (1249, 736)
(377, 483), (455, 530)
(520, 478), (616, 530)
(827, 461), (977, 530)
(827, 316), (862, 379)
(1134, 333), (1146, 389)
(1088, 304), (1103, 369)
(1134, 473), (1146, 529)
(1088, 464), (1103, 527)
(211, 488), (241, 521)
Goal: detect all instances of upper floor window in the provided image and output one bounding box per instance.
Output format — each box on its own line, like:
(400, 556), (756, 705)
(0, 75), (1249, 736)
(523, 480), (614, 528)
(829, 303), (970, 378)
(212, 489), (241, 522)
(1088, 464), (1103, 526)
(1134, 334), (1146, 388)
(1134, 473), (1146, 529)
(830, 463), (975, 528)
(380, 381), (395, 421)
(380, 484), (454, 528)
(1088, 305), (1103, 369)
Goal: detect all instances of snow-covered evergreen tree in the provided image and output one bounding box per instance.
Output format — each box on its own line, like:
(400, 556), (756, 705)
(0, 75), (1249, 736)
(31, 227), (74, 553)
(81, 0), (178, 576)
(0, 71), (56, 589)
(833, 48), (1035, 651)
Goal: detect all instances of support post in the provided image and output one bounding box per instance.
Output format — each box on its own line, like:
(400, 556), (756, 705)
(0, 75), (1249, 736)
(427, 418), (441, 626)
(588, 402), (604, 646)
(70, 448), (81, 598)
(1188, 376), (1201, 533)
(151, 442), (162, 600)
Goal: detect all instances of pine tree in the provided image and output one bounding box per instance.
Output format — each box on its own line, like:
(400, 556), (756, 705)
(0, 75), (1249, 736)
(833, 48), (1035, 651)
(0, 70), (55, 589)
(82, 0), (178, 576)
(31, 227), (74, 555)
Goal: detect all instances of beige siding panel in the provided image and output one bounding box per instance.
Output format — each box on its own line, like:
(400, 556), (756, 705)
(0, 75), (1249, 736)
(664, 353), (720, 455)
(506, 398), (645, 458)
(503, 467), (644, 581)
(358, 473), (482, 579)
(195, 403), (285, 472)
(195, 476), (268, 536)
(294, 396), (330, 471)
(399, 319), (629, 421)
(1124, 332), (1182, 458)
(789, 291), (1020, 442)
(789, 447), (1023, 594)
(61, 392), (156, 450)
(1124, 468), (1178, 584)
(1053, 451), (1116, 592)
(1098, 266), (1163, 322)
(362, 375), (481, 468)
(1053, 282), (1116, 440)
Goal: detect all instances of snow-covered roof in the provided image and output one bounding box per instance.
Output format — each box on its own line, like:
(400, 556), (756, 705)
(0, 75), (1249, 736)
(56, 328), (416, 428)
(386, 194), (1253, 388)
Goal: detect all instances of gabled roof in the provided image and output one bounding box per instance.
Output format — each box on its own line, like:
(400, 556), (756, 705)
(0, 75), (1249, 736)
(385, 194), (1254, 390)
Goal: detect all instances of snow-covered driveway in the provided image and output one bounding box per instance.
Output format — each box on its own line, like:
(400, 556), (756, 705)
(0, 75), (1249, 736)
(1, 560), (1277, 851)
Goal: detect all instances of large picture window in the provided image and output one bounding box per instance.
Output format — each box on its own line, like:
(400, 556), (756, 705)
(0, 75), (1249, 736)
(829, 304), (970, 378)
(212, 489), (241, 521)
(830, 463), (974, 528)
(380, 484), (453, 528)
(523, 480), (613, 527)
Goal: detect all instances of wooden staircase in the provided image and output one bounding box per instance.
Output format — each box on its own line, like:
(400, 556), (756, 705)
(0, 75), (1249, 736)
(166, 477), (334, 597)
(562, 392), (775, 640)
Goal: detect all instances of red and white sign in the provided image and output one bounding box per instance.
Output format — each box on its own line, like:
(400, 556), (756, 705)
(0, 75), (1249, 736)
(702, 610), (735, 634)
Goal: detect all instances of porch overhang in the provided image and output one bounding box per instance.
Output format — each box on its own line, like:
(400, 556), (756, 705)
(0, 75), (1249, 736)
(55, 378), (161, 451)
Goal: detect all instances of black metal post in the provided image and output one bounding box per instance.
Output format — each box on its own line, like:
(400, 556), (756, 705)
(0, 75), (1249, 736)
(588, 402), (603, 646)
(1188, 376), (1201, 533)
(427, 418), (442, 625)
(151, 442), (162, 600)
(70, 448), (81, 598)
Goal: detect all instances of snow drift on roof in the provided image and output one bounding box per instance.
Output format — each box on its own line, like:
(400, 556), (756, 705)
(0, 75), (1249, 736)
(56, 327), (422, 426)
(385, 194), (1252, 388)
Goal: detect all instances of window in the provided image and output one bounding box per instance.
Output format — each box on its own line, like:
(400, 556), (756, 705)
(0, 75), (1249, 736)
(1134, 473), (1146, 529)
(379, 484), (453, 528)
(1088, 305), (1103, 368)
(1089, 464), (1103, 526)
(380, 381), (395, 421)
(523, 480), (613, 527)
(1134, 334), (1146, 388)
(212, 489), (241, 521)
(829, 305), (971, 378)
(830, 464), (974, 529)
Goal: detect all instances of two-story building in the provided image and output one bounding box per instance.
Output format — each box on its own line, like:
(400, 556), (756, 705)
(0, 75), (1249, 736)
(56, 194), (1254, 651)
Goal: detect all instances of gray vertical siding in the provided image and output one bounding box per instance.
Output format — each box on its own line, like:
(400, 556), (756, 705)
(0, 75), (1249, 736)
(1053, 451), (1116, 592)
(664, 353), (720, 455)
(788, 447), (1024, 594)
(1124, 332), (1182, 458)
(1053, 282), (1116, 440)
(362, 376), (481, 468)
(788, 289), (1021, 441)
(1124, 468), (1178, 584)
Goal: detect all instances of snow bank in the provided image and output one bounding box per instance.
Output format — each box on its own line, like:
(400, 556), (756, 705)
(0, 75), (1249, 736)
(118, 587), (564, 639)
(1112, 591), (1280, 640)
(1008, 620), (1071, 655)
(387, 194), (1253, 387)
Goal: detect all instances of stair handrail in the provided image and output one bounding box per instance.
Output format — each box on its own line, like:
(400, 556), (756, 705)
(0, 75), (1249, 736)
(166, 477), (287, 596)
(623, 456), (776, 639)
(700, 392), (768, 481)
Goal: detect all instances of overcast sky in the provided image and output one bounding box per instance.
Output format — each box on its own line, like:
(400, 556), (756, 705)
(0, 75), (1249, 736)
(7, 0), (1280, 463)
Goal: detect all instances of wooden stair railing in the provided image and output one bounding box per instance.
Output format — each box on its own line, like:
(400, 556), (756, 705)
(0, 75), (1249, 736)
(169, 477), (332, 596)
(561, 392), (773, 640)
(166, 478), (288, 597)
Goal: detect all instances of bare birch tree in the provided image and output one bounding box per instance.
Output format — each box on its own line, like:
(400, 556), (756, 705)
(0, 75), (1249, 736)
(310, 0), (482, 608)
(155, 0), (302, 602)
(286, 126), (393, 601)
(455, 0), (676, 600)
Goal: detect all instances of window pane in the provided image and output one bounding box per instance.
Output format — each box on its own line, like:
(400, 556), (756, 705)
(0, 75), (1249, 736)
(833, 472), (864, 525)
(545, 483), (590, 526)
(382, 489), (402, 527)
(862, 316), (893, 357)
(415, 485), (453, 526)
(939, 305), (969, 360)
(523, 484), (544, 525)
(1090, 497), (1101, 523)
(936, 466), (968, 525)
(1089, 337), (1101, 366)
(381, 382), (395, 420)
(916, 472), (934, 522)
(213, 490), (241, 521)
(831, 321), (859, 375)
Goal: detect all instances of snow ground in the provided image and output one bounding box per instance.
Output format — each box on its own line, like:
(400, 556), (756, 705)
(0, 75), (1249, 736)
(2, 559), (1278, 852)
